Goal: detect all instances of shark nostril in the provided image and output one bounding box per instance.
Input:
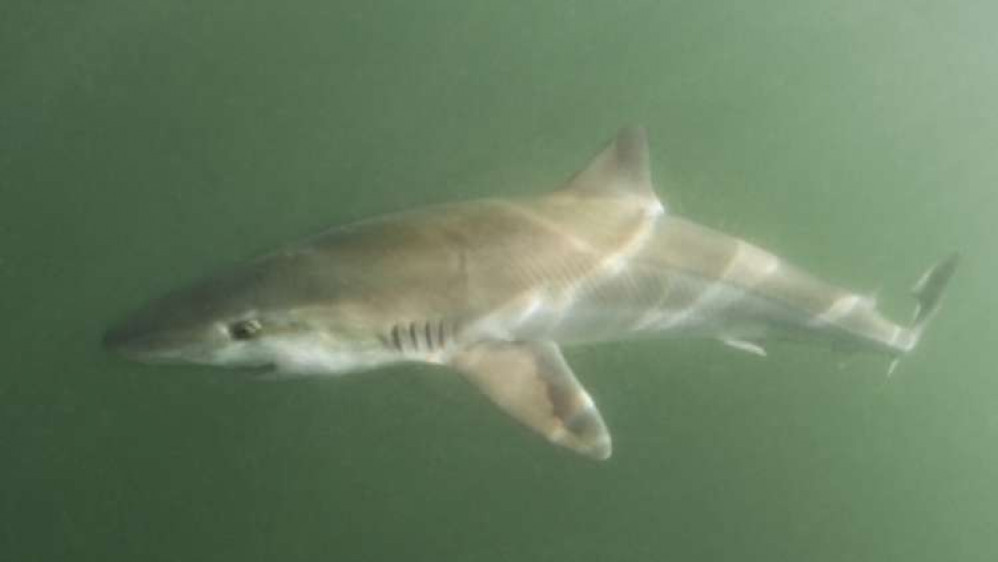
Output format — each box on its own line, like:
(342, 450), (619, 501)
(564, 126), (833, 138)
(103, 321), (136, 351)
(102, 327), (120, 350)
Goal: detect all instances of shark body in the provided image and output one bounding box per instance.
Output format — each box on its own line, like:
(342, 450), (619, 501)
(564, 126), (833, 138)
(104, 128), (958, 459)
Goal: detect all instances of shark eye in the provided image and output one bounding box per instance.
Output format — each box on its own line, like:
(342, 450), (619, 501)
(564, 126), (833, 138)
(228, 319), (262, 341)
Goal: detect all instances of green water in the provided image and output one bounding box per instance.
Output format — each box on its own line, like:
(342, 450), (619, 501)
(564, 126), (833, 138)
(3, 1), (997, 560)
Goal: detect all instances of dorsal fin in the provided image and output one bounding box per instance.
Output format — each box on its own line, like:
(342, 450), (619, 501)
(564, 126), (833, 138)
(559, 126), (656, 202)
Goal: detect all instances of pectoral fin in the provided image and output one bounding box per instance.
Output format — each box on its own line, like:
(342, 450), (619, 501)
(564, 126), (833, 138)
(451, 342), (612, 460)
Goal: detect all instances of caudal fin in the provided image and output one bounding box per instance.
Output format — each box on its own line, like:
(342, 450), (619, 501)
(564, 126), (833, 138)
(911, 252), (960, 329)
(888, 252), (960, 376)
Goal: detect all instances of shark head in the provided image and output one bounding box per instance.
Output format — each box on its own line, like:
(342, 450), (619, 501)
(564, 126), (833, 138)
(103, 249), (388, 375)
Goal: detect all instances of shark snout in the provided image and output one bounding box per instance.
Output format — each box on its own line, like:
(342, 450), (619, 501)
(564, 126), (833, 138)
(102, 316), (174, 360)
(102, 305), (212, 363)
(102, 319), (149, 355)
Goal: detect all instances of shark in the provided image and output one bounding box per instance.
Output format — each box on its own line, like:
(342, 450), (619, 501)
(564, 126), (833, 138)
(104, 127), (958, 460)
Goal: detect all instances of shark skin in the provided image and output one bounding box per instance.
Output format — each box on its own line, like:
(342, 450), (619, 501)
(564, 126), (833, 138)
(104, 127), (958, 460)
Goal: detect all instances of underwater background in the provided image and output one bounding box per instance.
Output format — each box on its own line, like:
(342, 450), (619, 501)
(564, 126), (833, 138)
(3, 1), (996, 560)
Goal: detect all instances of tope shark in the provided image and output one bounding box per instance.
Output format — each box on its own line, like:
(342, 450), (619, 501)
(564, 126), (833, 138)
(104, 127), (958, 459)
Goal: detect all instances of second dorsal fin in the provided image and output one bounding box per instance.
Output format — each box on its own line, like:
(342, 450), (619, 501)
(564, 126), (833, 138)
(559, 126), (657, 203)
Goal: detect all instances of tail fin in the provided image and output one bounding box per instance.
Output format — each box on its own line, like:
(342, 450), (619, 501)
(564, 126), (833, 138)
(888, 252), (960, 376)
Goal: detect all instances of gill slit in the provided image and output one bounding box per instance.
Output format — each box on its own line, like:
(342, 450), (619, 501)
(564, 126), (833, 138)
(409, 322), (419, 351)
(390, 324), (402, 351)
(385, 319), (454, 355)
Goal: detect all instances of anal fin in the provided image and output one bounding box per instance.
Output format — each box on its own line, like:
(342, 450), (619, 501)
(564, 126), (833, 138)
(722, 338), (767, 357)
(451, 341), (611, 460)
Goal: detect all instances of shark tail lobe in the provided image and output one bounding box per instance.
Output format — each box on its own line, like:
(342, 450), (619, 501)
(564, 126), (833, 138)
(887, 252), (960, 376)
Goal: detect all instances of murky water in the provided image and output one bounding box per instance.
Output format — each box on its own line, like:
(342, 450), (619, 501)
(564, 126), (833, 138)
(3, 1), (996, 560)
